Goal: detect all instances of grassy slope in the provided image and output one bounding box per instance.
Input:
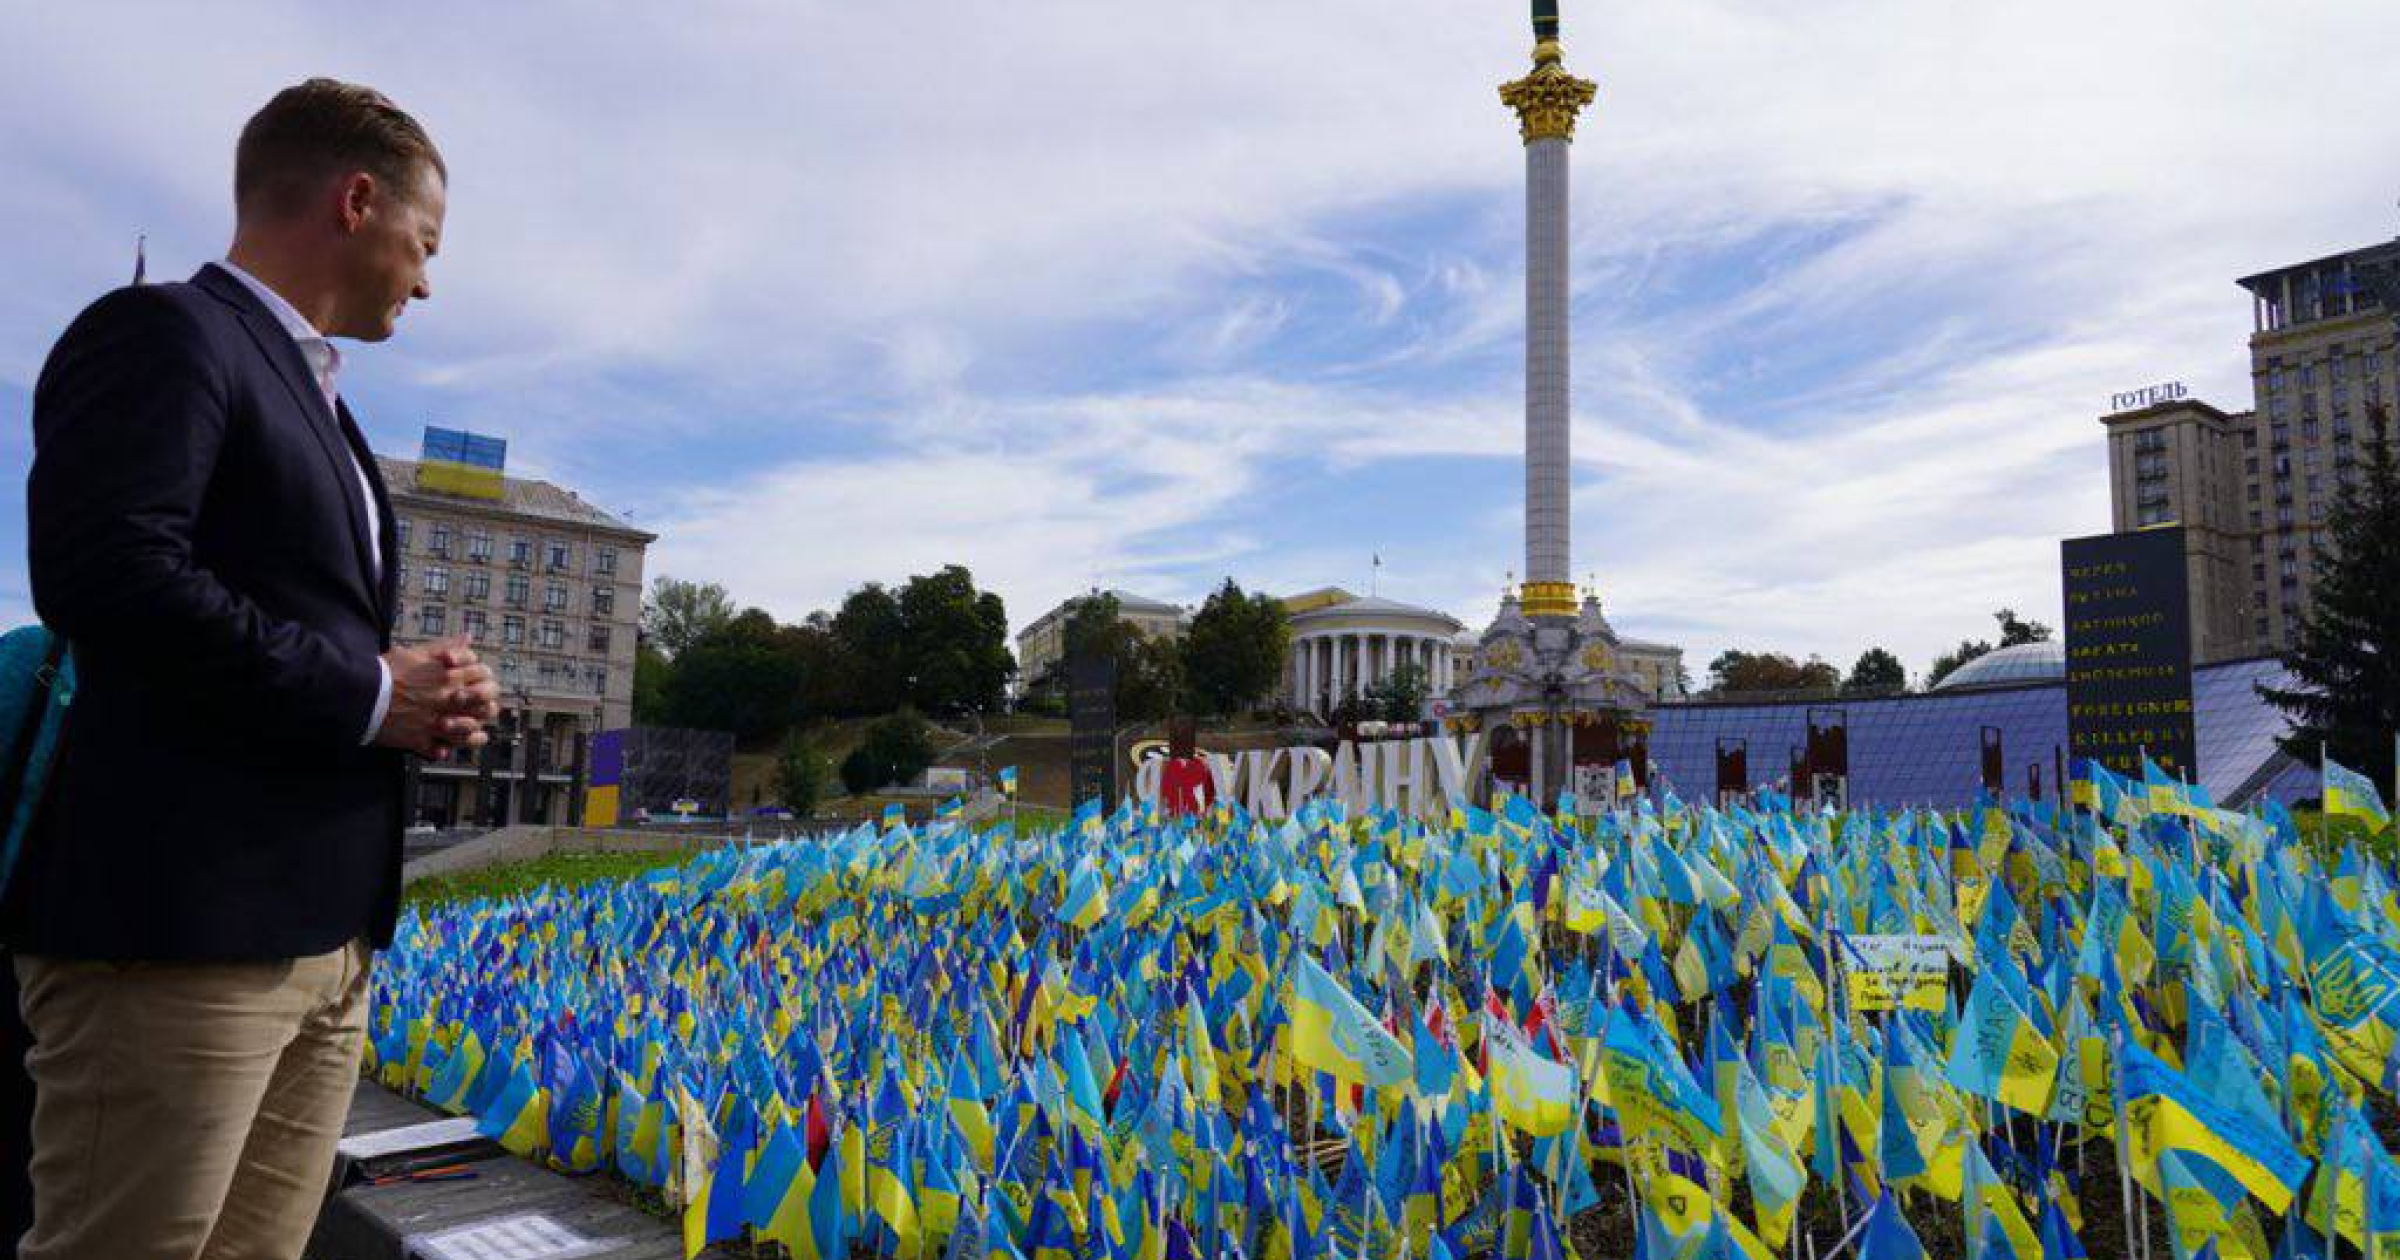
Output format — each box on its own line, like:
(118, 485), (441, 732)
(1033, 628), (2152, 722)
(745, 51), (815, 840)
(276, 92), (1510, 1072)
(403, 849), (692, 907)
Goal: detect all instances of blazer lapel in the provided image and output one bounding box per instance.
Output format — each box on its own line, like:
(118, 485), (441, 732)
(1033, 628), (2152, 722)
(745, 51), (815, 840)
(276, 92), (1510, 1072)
(338, 397), (401, 636)
(192, 266), (382, 611)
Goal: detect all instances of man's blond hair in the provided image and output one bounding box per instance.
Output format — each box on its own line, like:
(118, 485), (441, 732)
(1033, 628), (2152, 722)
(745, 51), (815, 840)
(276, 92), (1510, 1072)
(235, 77), (444, 217)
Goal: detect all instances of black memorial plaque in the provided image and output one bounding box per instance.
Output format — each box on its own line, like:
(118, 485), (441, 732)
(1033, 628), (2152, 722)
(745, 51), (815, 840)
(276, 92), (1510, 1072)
(2062, 528), (2196, 780)
(1066, 650), (1118, 807)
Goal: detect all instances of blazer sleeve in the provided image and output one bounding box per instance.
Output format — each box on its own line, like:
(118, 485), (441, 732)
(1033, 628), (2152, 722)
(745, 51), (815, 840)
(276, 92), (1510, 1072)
(26, 287), (383, 749)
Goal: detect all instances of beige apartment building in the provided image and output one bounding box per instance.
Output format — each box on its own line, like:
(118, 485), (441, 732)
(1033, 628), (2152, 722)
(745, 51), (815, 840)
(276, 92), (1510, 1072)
(2101, 239), (2398, 661)
(381, 455), (655, 824)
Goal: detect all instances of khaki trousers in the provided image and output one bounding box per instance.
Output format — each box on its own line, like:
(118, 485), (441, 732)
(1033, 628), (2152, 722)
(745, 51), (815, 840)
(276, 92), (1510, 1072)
(14, 941), (371, 1260)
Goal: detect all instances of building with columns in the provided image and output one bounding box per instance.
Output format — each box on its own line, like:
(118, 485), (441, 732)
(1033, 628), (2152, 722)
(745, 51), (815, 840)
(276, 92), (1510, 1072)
(1281, 588), (1463, 718)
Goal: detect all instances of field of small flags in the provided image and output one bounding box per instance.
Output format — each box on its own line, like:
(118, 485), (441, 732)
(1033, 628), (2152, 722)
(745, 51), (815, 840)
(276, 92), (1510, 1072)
(366, 756), (2400, 1260)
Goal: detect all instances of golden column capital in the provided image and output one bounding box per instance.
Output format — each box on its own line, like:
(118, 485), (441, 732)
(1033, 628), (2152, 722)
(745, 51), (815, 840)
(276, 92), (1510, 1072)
(1499, 48), (1596, 144)
(1519, 580), (1579, 618)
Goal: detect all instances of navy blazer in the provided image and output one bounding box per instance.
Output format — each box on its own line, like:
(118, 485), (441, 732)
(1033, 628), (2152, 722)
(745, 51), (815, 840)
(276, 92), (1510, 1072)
(3, 265), (406, 960)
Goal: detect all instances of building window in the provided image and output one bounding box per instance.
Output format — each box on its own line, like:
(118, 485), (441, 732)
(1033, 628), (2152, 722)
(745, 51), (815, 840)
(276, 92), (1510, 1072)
(466, 530), (493, 562)
(417, 605), (446, 636)
(546, 542), (571, 572)
(427, 523), (452, 558)
(545, 581), (568, 612)
(422, 565), (449, 595)
(395, 517), (413, 550)
(461, 609), (488, 643)
(464, 571), (491, 602)
(586, 665), (608, 695)
(506, 574), (529, 607)
(502, 615), (524, 646)
(592, 585), (614, 617)
(588, 624), (611, 653)
(509, 538), (532, 568)
(596, 546), (618, 575)
(539, 619), (565, 650)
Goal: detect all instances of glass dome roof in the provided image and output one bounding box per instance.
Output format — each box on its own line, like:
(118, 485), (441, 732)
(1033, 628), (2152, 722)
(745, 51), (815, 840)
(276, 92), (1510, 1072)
(1929, 639), (2066, 691)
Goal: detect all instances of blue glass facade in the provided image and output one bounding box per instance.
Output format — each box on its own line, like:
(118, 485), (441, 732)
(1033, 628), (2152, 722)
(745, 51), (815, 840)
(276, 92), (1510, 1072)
(1645, 656), (2299, 810)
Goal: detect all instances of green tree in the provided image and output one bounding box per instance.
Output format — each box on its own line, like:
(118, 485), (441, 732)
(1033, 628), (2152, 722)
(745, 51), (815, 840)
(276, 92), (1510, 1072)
(840, 710), (936, 793)
(897, 565), (1013, 715)
(1994, 607), (2053, 646)
(1059, 592), (1126, 671)
(830, 584), (908, 714)
(775, 616), (851, 725)
(659, 610), (803, 744)
(1052, 591), (1183, 719)
(1117, 634), (1187, 723)
(1705, 650), (1838, 695)
(1181, 579), (1290, 717)
(774, 731), (829, 816)
(2264, 407), (2400, 786)
(1926, 639), (1994, 688)
(631, 639), (672, 725)
(1843, 647), (1907, 694)
(1365, 662), (1431, 723)
(838, 747), (885, 796)
(642, 577), (736, 657)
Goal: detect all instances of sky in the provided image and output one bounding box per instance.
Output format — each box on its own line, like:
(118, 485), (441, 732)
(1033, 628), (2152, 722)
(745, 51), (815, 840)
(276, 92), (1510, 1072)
(3, 1), (2398, 686)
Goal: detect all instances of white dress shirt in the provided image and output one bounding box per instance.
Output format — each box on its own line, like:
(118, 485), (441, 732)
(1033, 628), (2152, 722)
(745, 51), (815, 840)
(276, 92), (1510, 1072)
(209, 259), (394, 745)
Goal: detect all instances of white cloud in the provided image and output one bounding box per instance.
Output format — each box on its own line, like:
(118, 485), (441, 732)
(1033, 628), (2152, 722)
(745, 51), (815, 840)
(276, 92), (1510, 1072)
(2, 0), (2397, 675)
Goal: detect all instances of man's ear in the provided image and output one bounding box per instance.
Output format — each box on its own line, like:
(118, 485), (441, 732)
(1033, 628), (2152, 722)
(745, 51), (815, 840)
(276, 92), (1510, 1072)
(336, 171), (377, 233)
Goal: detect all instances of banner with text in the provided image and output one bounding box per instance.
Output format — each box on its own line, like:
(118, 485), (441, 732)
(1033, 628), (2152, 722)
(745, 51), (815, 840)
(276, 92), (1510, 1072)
(2062, 527), (2196, 779)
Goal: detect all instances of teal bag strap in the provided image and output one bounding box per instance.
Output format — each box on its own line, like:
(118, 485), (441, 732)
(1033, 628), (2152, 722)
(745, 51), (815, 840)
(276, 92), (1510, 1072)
(0, 636), (68, 903)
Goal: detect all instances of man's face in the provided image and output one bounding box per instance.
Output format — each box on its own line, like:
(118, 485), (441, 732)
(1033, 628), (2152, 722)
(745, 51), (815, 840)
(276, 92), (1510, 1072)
(330, 162), (444, 342)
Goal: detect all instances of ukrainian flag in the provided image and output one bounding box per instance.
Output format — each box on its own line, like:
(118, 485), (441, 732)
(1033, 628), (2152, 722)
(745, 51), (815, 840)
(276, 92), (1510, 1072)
(2325, 757), (2392, 828)
(2120, 1037), (2310, 1213)
(998, 766), (1019, 799)
(1059, 866), (1108, 932)
(1486, 1018), (1578, 1136)
(752, 1126), (822, 1258)
(472, 1055), (547, 1157)
(1289, 954), (1412, 1089)
(866, 1075), (920, 1250)
(415, 425), (507, 499)
(1943, 968), (2057, 1116)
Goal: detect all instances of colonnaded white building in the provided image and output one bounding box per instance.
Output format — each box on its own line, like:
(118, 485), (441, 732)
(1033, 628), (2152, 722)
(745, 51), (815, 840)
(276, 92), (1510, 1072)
(1018, 584), (1683, 721)
(1279, 586), (1685, 719)
(1282, 588), (1465, 717)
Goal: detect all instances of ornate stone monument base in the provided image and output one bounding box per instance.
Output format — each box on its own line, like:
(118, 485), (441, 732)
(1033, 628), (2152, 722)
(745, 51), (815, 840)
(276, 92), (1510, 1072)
(1446, 588), (1652, 803)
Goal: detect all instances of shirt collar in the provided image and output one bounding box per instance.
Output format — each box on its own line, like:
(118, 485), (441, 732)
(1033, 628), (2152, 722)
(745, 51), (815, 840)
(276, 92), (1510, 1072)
(210, 258), (342, 400)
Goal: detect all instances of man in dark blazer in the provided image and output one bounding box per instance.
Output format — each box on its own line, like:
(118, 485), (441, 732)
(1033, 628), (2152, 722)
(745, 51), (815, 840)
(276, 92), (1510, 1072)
(4, 79), (500, 1260)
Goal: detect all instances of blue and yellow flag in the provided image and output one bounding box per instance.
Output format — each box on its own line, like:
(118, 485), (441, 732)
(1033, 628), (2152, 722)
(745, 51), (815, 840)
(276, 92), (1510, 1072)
(1290, 954), (1412, 1089)
(2120, 1037), (2310, 1214)
(2324, 757), (2392, 828)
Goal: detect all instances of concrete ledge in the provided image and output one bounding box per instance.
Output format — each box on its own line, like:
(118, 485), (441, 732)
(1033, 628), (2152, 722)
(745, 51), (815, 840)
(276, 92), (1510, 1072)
(402, 825), (736, 882)
(309, 1081), (705, 1260)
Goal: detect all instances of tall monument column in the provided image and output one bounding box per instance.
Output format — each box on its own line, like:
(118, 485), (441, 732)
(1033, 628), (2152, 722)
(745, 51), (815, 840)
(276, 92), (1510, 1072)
(1456, 2), (1645, 809)
(1500, 2), (1596, 620)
